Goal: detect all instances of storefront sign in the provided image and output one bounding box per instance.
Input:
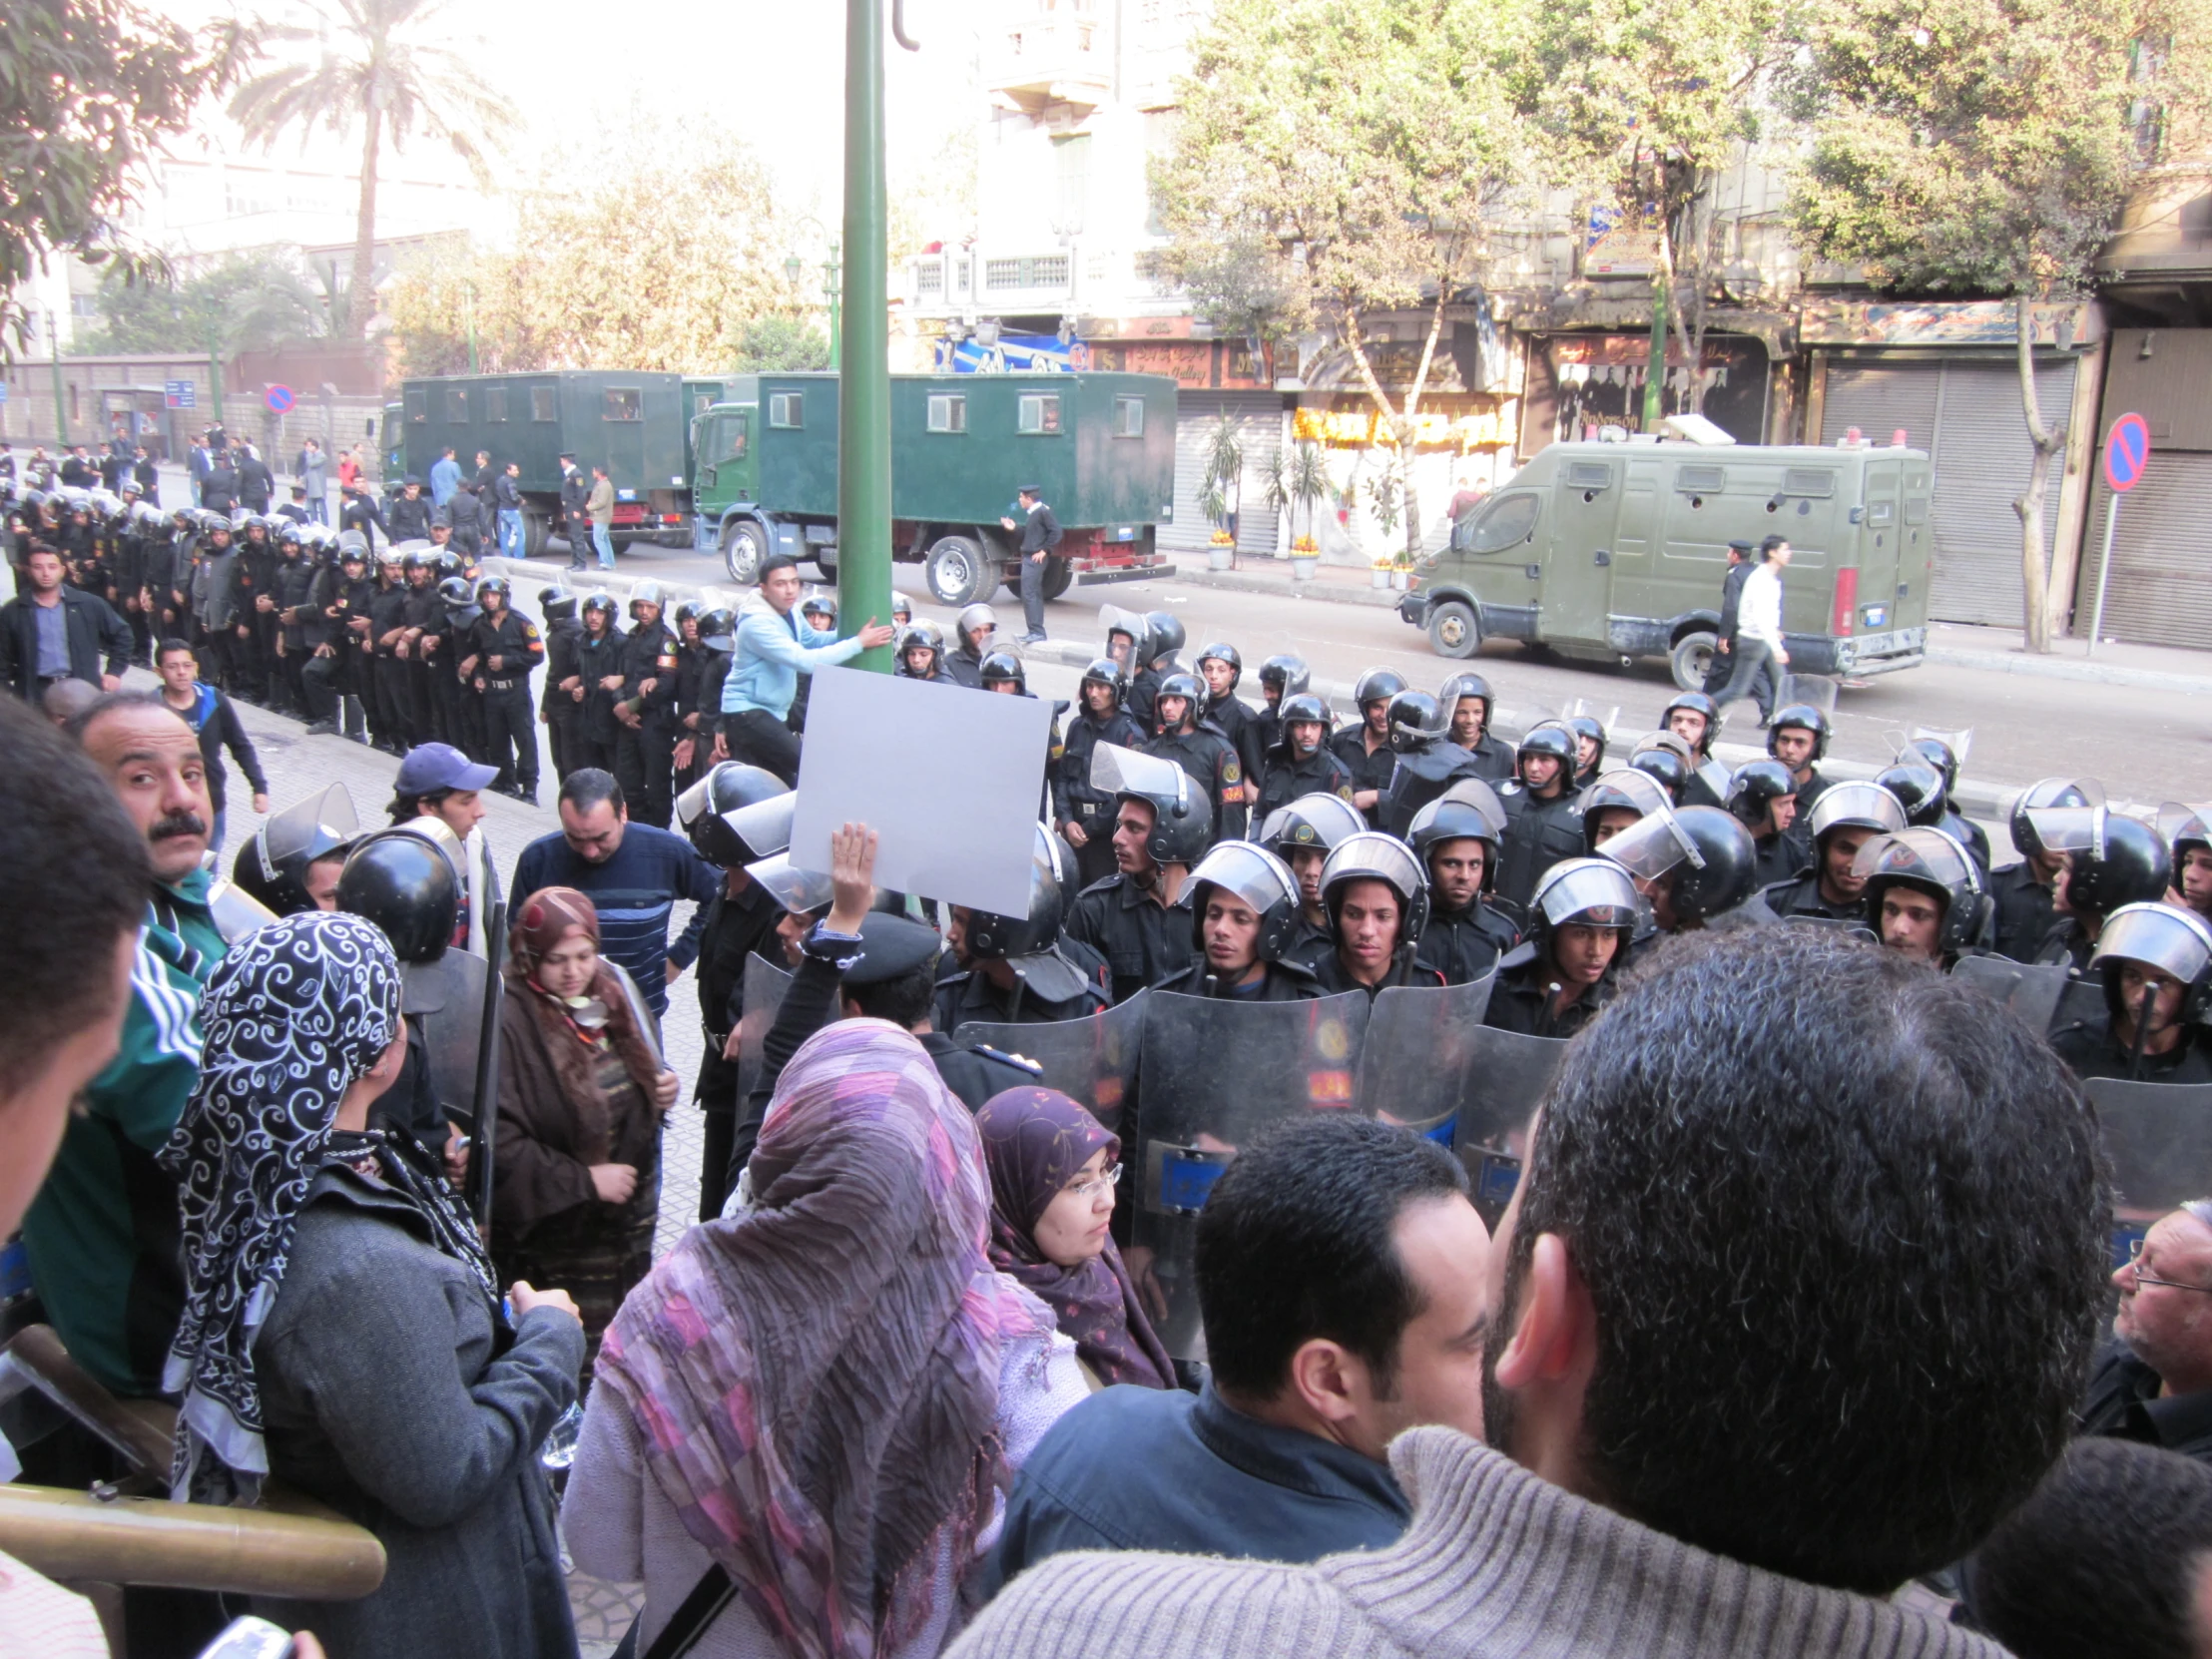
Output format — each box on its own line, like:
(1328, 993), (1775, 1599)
(1800, 298), (2101, 349)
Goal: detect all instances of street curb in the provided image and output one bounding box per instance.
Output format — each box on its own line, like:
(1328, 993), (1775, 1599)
(1924, 646), (2212, 698)
(1165, 567), (1408, 608)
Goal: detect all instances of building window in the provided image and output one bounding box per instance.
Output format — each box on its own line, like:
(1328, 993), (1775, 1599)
(603, 388), (642, 422)
(443, 387), (468, 422)
(1113, 395), (1144, 437)
(405, 389), (428, 424)
(770, 392), (805, 428)
(916, 262), (944, 297)
(485, 387), (508, 422)
(927, 393), (967, 433)
(531, 386), (557, 421)
(1017, 393), (1062, 434)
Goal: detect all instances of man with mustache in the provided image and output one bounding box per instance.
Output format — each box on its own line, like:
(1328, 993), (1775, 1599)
(22, 693), (225, 1396)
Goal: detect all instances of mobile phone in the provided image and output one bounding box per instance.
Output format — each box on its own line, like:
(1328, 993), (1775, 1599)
(194, 1615), (295, 1659)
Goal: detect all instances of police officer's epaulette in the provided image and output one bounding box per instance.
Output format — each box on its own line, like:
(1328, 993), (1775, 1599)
(1074, 872), (1123, 898)
(970, 1044), (1044, 1077)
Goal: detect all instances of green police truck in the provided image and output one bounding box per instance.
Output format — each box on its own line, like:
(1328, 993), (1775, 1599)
(690, 371), (1178, 603)
(1399, 436), (1934, 689)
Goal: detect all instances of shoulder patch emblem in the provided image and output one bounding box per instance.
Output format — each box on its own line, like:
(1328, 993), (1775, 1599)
(523, 622), (539, 637)
(1221, 757), (1242, 786)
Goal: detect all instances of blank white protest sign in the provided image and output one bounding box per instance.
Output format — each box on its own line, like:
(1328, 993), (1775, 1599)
(790, 666), (1051, 916)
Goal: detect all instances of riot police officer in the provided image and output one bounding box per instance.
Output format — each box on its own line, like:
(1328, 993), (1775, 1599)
(1659, 690), (1730, 808)
(1055, 657), (1149, 888)
(1564, 712), (1606, 788)
(1440, 671), (1515, 781)
(396, 550), (443, 742)
(1763, 780), (1908, 922)
(2024, 805), (2171, 972)
(1600, 803), (1761, 941)
(571, 591), (626, 774)
(1256, 792), (1368, 965)
(1145, 671), (1246, 843)
(270, 521), (324, 722)
(539, 587), (584, 783)
(1195, 642), (1266, 794)
(469, 577), (543, 805)
(1625, 732), (1696, 805)
(1102, 609), (1154, 726)
(1481, 857), (1641, 1038)
(1253, 652), (1310, 765)
(317, 537), (377, 744)
(1494, 720), (1584, 910)
(1063, 744), (1210, 1003)
(1304, 830), (1444, 996)
(1330, 667), (1405, 827)
(2048, 902), (2212, 1083)
(1992, 777), (2103, 960)
(611, 581), (681, 827)
(1577, 767), (1673, 856)
(947, 602), (997, 688)
(897, 618), (956, 683)
(1768, 704), (1835, 815)
(1407, 783), (1520, 985)
(1895, 736), (1992, 868)
(1379, 689), (1485, 836)
(1855, 827), (1994, 968)
(936, 826), (1110, 1027)
(368, 546), (415, 751)
(669, 601), (715, 785)
(1154, 841), (1324, 999)
(1727, 758), (1806, 890)
(2167, 803), (2212, 924)
(1253, 692), (1355, 823)
(233, 783), (359, 916)
(786, 589), (839, 733)
(1134, 610), (1185, 727)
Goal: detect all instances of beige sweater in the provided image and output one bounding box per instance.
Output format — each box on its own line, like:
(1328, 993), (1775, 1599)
(947, 1427), (2009, 1659)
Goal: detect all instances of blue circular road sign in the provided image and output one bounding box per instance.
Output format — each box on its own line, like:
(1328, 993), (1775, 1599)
(265, 383), (295, 415)
(2104, 411), (2150, 493)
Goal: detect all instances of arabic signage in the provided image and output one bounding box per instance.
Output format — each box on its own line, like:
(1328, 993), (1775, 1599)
(1799, 298), (2102, 349)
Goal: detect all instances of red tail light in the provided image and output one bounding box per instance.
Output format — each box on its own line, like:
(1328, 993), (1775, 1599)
(1833, 567), (1858, 636)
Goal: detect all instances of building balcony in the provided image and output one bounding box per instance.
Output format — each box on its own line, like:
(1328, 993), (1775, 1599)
(984, 14), (1113, 119)
(909, 249), (1076, 314)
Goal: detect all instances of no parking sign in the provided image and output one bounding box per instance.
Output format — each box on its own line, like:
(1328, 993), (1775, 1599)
(2089, 411), (2151, 650)
(265, 384), (295, 415)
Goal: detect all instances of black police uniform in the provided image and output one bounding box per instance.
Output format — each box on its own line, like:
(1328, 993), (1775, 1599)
(946, 646), (986, 690)
(1750, 830), (1807, 891)
(2032, 915), (2096, 974)
(615, 618), (681, 827)
(1415, 899), (1521, 986)
(1152, 957), (1324, 1000)
(472, 607), (544, 796)
(1146, 721), (1247, 843)
(1494, 784), (1584, 911)
(689, 877), (785, 1221)
(1329, 726), (1397, 829)
(273, 550), (328, 721)
(932, 949), (1111, 1030)
(2049, 1019), (2212, 1085)
(573, 623), (627, 775)
(322, 568), (380, 742)
(1481, 946), (1615, 1039)
(369, 575), (415, 750)
(1762, 871), (1865, 923)
(1381, 740), (1486, 837)
(1126, 664), (1163, 732)
(1254, 744), (1357, 824)
(1063, 874), (1199, 1004)
(540, 611), (586, 782)
(1942, 811), (1992, 871)
(1054, 706), (1150, 888)
(1208, 694), (1269, 788)
(1306, 947), (1445, 999)
(1990, 861), (2058, 963)
(560, 467), (591, 567)
(1462, 731), (1515, 783)
(1702, 558), (1755, 696)
(339, 492), (387, 548)
(387, 492), (433, 544)
(398, 577), (442, 741)
(672, 638), (715, 787)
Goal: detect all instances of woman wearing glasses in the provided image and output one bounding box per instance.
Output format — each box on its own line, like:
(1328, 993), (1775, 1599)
(975, 1087), (1176, 1391)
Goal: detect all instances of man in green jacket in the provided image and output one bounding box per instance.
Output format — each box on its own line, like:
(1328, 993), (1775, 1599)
(24, 693), (224, 1395)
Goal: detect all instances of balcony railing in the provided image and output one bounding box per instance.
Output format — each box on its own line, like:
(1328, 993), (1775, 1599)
(984, 15), (1112, 115)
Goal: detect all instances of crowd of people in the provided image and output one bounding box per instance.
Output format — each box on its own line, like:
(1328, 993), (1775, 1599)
(4, 498), (2212, 1659)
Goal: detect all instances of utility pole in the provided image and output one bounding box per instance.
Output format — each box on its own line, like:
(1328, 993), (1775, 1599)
(1642, 263), (1667, 431)
(207, 319), (227, 431)
(46, 312), (68, 447)
(826, 243), (843, 373)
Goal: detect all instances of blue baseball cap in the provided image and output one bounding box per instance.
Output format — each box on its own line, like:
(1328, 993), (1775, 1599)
(395, 742), (498, 797)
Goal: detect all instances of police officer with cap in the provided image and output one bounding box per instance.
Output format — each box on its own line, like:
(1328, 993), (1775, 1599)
(937, 824), (1110, 1027)
(1494, 719), (1585, 910)
(1063, 744), (1208, 1002)
(1257, 793), (1369, 965)
(2048, 902), (2212, 1083)
(1407, 781), (1521, 985)
(1439, 672), (1515, 782)
(1854, 827), (1993, 968)
(1154, 840), (1324, 999)
(1481, 856), (1642, 1038)
(1253, 692), (1355, 823)
(1304, 830), (1444, 996)
(1005, 486), (1061, 644)
(1055, 657), (1148, 889)
(1145, 671), (1246, 843)
(1763, 780), (1908, 922)
(1330, 667), (1405, 827)
(1701, 538), (1757, 697)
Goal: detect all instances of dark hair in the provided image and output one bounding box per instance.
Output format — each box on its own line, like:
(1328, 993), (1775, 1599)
(559, 769), (624, 817)
(1759, 532), (1788, 557)
(847, 958), (940, 1029)
(0, 701), (151, 1097)
(155, 636), (196, 665)
(387, 787), (453, 825)
(1961, 1439), (2212, 1659)
(65, 688), (184, 747)
(1197, 1115), (1467, 1400)
(758, 552), (801, 582)
(1491, 926), (2108, 1593)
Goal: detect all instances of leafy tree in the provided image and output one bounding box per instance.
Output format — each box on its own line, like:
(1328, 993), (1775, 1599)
(1155, 0), (1540, 557)
(229, 0), (516, 341)
(1784, 0), (2211, 649)
(75, 249), (328, 355)
(0, 0), (250, 357)
(731, 314), (831, 372)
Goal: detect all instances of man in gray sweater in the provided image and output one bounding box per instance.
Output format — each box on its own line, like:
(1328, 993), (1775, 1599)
(952, 925), (2111, 1659)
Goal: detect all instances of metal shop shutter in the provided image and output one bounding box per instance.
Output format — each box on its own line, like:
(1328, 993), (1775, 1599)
(2075, 451), (2212, 649)
(1819, 360), (1942, 453)
(1167, 391), (1283, 556)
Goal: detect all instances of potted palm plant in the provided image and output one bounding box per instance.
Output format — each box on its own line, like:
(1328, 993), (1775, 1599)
(1283, 441), (1326, 580)
(1200, 416), (1244, 570)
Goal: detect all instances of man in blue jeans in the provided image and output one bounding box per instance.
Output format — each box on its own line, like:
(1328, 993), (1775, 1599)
(495, 461), (525, 558)
(586, 464), (617, 571)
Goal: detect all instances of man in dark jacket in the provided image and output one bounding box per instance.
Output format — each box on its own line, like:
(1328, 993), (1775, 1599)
(339, 485), (388, 549)
(2082, 1203), (2212, 1463)
(386, 478), (434, 544)
(0, 546), (131, 699)
(235, 446), (276, 513)
(1701, 538), (1755, 696)
(1007, 484), (1062, 643)
(559, 453), (591, 572)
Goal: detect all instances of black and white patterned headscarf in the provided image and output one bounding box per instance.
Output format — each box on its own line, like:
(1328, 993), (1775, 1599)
(159, 911), (491, 1504)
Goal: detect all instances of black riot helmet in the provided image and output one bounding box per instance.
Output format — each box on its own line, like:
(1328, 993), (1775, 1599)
(436, 575), (473, 608)
(1353, 666), (1408, 713)
(233, 784), (360, 916)
(966, 824), (1077, 961)
(1258, 792), (1368, 858)
(1155, 672), (1206, 730)
(1901, 734), (1964, 795)
(1257, 654), (1310, 704)
(1853, 828), (1992, 957)
(2162, 802), (2212, 865)
(1768, 703), (1832, 763)
(674, 599), (704, 630)
(1626, 733), (1694, 805)
(335, 828), (459, 963)
(1660, 690), (1723, 757)
(1143, 610), (1185, 664)
(1515, 720), (1578, 786)
(629, 579), (667, 618)
(2090, 902), (2212, 1028)
(580, 590), (619, 627)
(1195, 641), (1243, 689)
(1102, 606), (1149, 668)
(1185, 840), (1304, 963)
(539, 585), (578, 623)
(1406, 782), (1506, 888)
(1566, 714), (1607, 777)
(675, 762), (790, 867)
(1079, 656), (1128, 705)
(1276, 692), (1333, 752)
(476, 574), (511, 602)
(1726, 759), (1799, 830)
(2021, 805), (2172, 917)
(2010, 777), (2105, 858)
(1385, 690), (1448, 753)
(1439, 671), (1494, 726)
(1599, 804), (1759, 926)
(1527, 856), (1644, 941)
(978, 650), (1027, 694)
(954, 602), (996, 654)
(1320, 831), (1431, 944)
(1804, 780), (1909, 849)
(1874, 763), (1947, 829)
(1091, 743), (1211, 865)
(1577, 768), (1673, 855)
(698, 608), (737, 650)
(898, 619), (947, 671)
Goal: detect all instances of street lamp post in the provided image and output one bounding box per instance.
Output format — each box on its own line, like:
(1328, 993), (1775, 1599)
(46, 312), (68, 448)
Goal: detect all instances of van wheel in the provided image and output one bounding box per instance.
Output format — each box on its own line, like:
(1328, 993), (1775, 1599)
(926, 534), (990, 606)
(1041, 555), (1073, 601)
(1670, 631), (1717, 691)
(814, 543), (837, 580)
(722, 519), (767, 585)
(521, 511), (550, 558)
(1426, 599), (1480, 660)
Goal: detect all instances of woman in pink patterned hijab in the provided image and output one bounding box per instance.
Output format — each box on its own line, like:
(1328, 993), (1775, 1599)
(567, 1018), (1083, 1659)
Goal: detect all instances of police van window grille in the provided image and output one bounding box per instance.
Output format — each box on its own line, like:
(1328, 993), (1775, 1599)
(603, 389), (643, 422)
(927, 394), (967, 433)
(405, 391), (426, 423)
(1782, 468), (1837, 497)
(485, 388), (508, 423)
(443, 388), (468, 422)
(1563, 461), (1613, 490)
(770, 393), (804, 429)
(1018, 393), (1063, 434)
(1674, 465), (1725, 492)
(1114, 395), (1144, 437)
(530, 387), (557, 421)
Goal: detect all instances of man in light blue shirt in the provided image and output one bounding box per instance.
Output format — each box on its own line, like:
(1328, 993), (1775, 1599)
(720, 553), (894, 783)
(428, 445), (462, 507)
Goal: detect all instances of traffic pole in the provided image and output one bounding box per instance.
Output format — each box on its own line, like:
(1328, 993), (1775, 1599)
(836, 0), (893, 672)
(46, 312), (67, 447)
(207, 320), (226, 431)
(2087, 490), (2120, 655)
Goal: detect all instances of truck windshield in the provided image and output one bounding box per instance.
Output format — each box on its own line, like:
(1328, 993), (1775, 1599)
(1459, 492), (1538, 554)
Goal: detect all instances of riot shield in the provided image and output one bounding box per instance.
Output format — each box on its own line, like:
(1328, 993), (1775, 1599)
(1129, 990), (1372, 1361)
(404, 948), (491, 1119)
(735, 954), (794, 1113)
(1447, 1024), (1571, 1229)
(2084, 1079), (2212, 1226)
(951, 990), (1149, 1135)
(1353, 974), (1498, 1139)
(1951, 954), (2071, 1035)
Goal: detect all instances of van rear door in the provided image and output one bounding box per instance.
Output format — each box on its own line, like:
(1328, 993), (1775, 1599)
(1539, 457), (1619, 647)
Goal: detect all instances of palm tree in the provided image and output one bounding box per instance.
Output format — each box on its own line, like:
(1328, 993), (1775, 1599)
(229, 0), (515, 339)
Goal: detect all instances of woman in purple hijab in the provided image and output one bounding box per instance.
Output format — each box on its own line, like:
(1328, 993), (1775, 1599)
(975, 1088), (1176, 1390)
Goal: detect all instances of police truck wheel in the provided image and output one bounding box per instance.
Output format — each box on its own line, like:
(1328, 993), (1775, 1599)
(1040, 555), (1073, 601)
(1670, 631), (1716, 692)
(925, 534), (990, 606)
(521, 511), (550, 558)
(722, 519), (767, 585)
(1425, 599), (1480, 660)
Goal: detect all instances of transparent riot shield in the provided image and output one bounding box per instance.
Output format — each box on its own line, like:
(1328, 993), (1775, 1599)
(1130, 990), (1373, 1361)
(1951, 954), (2071, 1035)
(2085, 1079), (2212, 1232)
(404, 948), (491, 1120)
(1353, 975), (1498, 1140)
(952, 990), (1149, 1135)
(1447, 1024), (1570, 1229)
(735, 955), (794, 1112)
